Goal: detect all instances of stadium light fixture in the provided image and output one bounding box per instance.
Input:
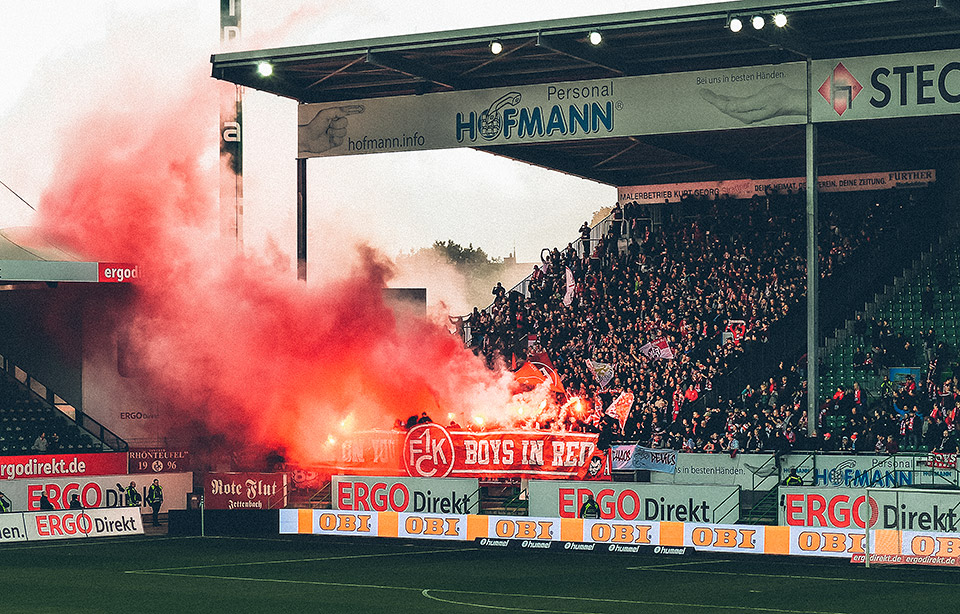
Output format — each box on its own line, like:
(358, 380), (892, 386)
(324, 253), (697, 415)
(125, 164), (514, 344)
(490, 40), (503, 55)
(588, 30), (603, 45)
(257, 61), (273, 77)
(773, 12), (788, 28)
(752, 15), (765, 30)
(728, 17), (743, 33)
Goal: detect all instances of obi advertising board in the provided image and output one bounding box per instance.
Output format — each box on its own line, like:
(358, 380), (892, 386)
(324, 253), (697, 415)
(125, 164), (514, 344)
(779, 487), (960, 532)
(280, 508), (960, 562)
(327, 426), (609, 481)
(0, 508), (144, 543)
(0, 472), (193, 513)
(526, 480), (740, 524)
(332, 476), (480, 514)
(646, 453), (777, 491)
(204, 472), (288, 510)
(0, 453), (127, 480)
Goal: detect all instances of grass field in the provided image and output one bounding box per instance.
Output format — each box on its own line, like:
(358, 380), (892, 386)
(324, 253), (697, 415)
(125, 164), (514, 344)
(2, 534), (959, 613)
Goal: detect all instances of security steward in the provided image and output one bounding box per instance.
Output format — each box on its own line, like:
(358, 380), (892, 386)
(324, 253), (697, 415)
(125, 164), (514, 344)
(0, 491), (10, 513)
(579, 494), (601, 519)
(782, 468), (804, 486)
(146, 479), (164, 526)
(126, 481), (142, 508)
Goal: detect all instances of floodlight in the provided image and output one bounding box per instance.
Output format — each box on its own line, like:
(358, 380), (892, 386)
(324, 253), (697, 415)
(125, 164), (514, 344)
(729, 17), (743, 33)
(589, 31), (603, 45)
(752, 15), (765, 30)
(773, 13), (788, 28)
(257, 62), (273, 77)
(490, 41), (503, 55)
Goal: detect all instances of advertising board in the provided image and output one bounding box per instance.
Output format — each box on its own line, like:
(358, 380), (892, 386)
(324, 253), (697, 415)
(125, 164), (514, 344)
(527, 480), (739, 523)
(22, 507), (143, 541)
(647, 453), (777, 491)
(332, 476), (479, 514)
(778, 454), (957, 489)
(0, 514), (27, 543)
(779, 487), (960, 532)
(298, 62), (807, 158)
(0, 453), (128, 480)
(0, 472), (193, 513)
(205, 472), (288, 510)
(812, 49), (960, 123)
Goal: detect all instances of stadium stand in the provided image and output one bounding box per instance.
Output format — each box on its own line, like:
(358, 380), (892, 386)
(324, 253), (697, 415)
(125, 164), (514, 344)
(463, 186), (952, 455)
(0, 363), (125, 454)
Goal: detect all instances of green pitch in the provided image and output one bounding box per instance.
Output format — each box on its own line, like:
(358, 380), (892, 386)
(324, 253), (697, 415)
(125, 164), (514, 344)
(1, 535), (958, 613)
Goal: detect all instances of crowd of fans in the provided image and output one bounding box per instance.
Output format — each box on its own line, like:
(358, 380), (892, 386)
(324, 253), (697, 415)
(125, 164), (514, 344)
(461, 190), (954, 454)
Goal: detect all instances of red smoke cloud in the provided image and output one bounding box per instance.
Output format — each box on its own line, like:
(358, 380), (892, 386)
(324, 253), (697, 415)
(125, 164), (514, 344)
(35, 73), (518, 467)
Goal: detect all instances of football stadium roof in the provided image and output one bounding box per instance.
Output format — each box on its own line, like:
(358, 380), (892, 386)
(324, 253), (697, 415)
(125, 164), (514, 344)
(210, 0), (960, 185)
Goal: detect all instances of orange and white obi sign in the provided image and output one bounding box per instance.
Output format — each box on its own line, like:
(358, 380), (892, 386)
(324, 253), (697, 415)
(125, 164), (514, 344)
(280, 510), (960, 565)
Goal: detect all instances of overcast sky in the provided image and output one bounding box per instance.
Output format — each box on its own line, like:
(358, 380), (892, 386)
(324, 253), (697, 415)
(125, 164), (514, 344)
(0, 0), (717, 265)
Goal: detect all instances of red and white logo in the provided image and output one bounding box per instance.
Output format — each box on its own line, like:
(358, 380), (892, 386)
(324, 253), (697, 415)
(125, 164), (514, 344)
(98, 263), (141, 283)
(818, 62), (863, 116)
(403, 423), (455, 478)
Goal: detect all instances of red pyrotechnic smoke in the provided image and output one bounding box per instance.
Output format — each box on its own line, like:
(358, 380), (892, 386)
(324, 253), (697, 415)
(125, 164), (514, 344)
(34, 72), (521, 467)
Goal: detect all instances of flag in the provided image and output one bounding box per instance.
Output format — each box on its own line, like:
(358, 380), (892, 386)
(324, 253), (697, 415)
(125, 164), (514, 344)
(528, 352), (566, 394)
(586, 359), (615, 390)
(605, 391), (635, 431)
(563, 266), (575, 307)
(514, 361), (548, 389)
(639, 338), (674, 360)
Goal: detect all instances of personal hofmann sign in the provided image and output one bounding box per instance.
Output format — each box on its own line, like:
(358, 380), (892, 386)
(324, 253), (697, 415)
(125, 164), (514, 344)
(298, 62), (806, 157)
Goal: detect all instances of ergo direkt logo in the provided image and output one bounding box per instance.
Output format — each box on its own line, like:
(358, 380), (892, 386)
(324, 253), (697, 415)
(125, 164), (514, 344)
(98, 263), (141, 283)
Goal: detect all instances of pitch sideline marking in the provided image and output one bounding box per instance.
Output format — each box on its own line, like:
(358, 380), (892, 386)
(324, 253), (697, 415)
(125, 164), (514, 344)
(126, 547), (470, 573)
(126, 570), (852, 614)
(633, 559), (732, 569)
(626, 566), (960, 587)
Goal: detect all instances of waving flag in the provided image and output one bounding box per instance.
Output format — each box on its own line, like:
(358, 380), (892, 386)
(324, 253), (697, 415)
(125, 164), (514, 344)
(605, 391), (635, 431)
(563, 267), (576, 307)
(639, 338), (674, 360)
(586, 359), (615, 389)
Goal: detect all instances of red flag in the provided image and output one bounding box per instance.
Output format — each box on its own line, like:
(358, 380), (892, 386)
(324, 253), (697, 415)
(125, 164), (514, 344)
(528, 352), (565, 394)
(605, 391), (635, 431)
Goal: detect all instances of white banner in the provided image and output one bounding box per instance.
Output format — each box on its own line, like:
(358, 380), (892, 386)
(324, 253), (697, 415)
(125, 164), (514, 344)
(332, 476), (480, 514)
(610, 444), (677, 473)
(812, 49), (960, 122)
(527, 480), (739, 523)
(780, 487), (960, 532)
(298, 62), (806, 157)
(648, 453), (777, 491)
(0, 472), (193, 513)
(22, 507), (143, 541)
(617, 170), (936, 205)
(0, 514), (27, 543)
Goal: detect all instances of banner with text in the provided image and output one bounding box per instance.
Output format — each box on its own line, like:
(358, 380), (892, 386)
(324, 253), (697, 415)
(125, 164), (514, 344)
(527, 480), (740, 523)
(298, 62), (806, 158)
(0, 472), (193, 513)
(779, 454), (957, 489)
(205, 472), (288, 510)
(617, 170), (935, 205)
(280, 509), (960, 563)
(610, 444), (677, 473)
(23, 507), (143, 541)
(0, 453), (128, 481)
(333, 476), (480, 514)
(648, 453), (778, 491)
(812, 49), (960, 123)
(779, 487), (960, 532)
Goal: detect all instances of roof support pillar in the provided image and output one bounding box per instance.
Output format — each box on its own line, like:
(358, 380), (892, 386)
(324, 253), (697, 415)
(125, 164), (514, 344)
(805, 59), (819, 439)
(297, 157), (307, 282)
